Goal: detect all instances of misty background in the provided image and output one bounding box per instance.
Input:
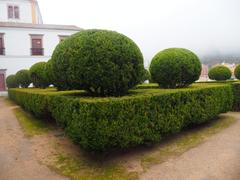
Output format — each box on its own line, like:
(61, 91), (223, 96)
(38, 0), (240, 67)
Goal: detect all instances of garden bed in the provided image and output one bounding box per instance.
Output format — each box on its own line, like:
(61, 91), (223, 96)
(8, 83), (238, 152)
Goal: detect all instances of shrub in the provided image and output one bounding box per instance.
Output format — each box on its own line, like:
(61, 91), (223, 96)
(9, 84), (233, 152)
(51, 29), (145, 96)
(141, 69), (151, 83)
(15, 69), (31, 88)
(234, 64), (240, 80)
(231, 82), (240, 111)
(208, 65), (232, 81)
(6, 75), (18, 88)
(8, 88), (81, 118)
(45, 59), (54, 86)
(30, 62), (50, 88)
(150, 48), (201, 88)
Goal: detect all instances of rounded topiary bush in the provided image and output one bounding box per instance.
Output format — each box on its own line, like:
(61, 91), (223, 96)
(149, 48), (201, 88)
(15, 69), (31, 88)
(45, 59), (54, 86)
(234, 64), (240, 80)
(6, 75), (18, 88)
(29, 62), (50, 88)
(208, 65), (232, 81)
(51, 29), (144, 96)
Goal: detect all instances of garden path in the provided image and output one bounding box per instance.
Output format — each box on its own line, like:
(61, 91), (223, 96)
(0, 98), (68, 180)
(141, 112), (240, 180)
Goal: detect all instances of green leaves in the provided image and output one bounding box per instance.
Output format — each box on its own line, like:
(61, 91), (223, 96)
(15, 69), (31, 88)
(208, 65), (232, 81)
(6, 75), (18, 88)
(150, 48), (202, 88)
(51, 29), (145, 96)
(29, 62), (50, 88)
(8, 84), (234, 152)
(234, 64), (240, 80)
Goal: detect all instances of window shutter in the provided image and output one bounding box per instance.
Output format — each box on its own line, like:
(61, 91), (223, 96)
(14, 6), (20, 19)
(8, 6), (13, 19)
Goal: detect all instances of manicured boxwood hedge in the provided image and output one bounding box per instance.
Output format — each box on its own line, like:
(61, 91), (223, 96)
(8, 88), (81, 118)
(8, 84), (235, 152)
(231, 82), (240, 111)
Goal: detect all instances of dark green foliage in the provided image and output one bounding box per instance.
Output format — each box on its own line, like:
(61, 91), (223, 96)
(208, 65), (232, 81)
(141, 69), (151, 83)
(45, 59), (54, 86)
(8, 84), (233, 152)
(234, 64), (240, 80)
(8, 88), (81, 118)
(231, 82), (240, 111)
(29, 62), (50, 88)
(15, 69), (31, 88)
(51, 29), (145, 96)
(150, 48), (202, 88)
(6, 75), (18, 88)
(136, 83), (159, 89)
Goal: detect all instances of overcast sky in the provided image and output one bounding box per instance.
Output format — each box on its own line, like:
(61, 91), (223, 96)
(38, 0), (240, 66)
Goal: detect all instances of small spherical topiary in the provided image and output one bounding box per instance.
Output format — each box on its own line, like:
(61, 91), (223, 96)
(234, 64), (240, 80)
(149, 48), (201, 88)
(45, 59), (54, 86)
(51, 29), (144, 96)
(15, 69), (31, 88)
(208, 65), (232, 81)
(6, 75), (18, 88)
(29, 62), (50, 88)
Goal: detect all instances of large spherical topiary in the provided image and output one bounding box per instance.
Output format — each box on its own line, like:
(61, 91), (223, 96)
(16, 69), (31, 88)
(149, 48), (201, 88)
(208, 65), (232, 81)
(6, 75), (18, 88)
(234, 64), (240, 80)
(30, 62), (50, 88)
(51, 29), (144, 96)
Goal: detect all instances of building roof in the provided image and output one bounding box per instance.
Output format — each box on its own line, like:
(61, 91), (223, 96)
(0, 22), (82, 31)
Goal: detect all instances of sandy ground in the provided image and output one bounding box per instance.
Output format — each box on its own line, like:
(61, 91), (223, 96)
(141, 112), (240, 180)
(0, 98), (68, 180)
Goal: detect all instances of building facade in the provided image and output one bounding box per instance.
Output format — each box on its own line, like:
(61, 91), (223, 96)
(0, 0), (81, 91)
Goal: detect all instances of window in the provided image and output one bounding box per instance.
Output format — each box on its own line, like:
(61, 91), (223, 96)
(14, 6), (19, 19)
(8, 5), (20, 19)
(8, 6), (13, 19)
(59, 35), (70, 42)
(0, 34), (5, 55)
(30, 35), (44, 56)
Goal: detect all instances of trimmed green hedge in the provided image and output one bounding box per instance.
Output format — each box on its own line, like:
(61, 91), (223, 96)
(8, 88), (81, 118)
(231, 82), (240, 111)
(8, 84), (234, 152)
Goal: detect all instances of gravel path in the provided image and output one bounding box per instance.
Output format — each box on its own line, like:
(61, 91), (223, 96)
(141, 112), (240, 180)
(0, 98), (68, 180)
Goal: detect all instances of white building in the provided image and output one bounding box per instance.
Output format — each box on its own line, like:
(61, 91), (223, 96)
(0, 0), (81, 91)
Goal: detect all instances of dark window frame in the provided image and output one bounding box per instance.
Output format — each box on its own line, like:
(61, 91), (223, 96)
(8, 5), (20, 19)
(0, 34), (5, 56)
(58, 35), (70, 42)
(30, 35), (44, 56)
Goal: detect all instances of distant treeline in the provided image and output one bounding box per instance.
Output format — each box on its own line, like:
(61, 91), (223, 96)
(201, 54), (240, 66)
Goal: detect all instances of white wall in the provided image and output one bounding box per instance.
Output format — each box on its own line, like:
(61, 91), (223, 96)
(0, 0), (33, 24)
(0, 27), (79, 76)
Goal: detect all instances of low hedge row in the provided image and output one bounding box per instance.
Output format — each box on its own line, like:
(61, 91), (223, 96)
(8, 88), (81, 118)
(232, 82), (240, 111)
(8, 84), (236, 152)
